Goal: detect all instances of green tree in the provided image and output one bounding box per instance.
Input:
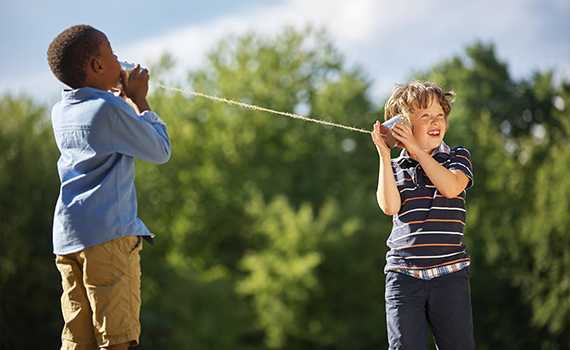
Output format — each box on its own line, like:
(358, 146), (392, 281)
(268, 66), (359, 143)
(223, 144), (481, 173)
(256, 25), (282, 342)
(135, 27), (387, 349)
(237, 191), (385, 349)
(0, 95), (62, 348)
(515, 82), (570, 348)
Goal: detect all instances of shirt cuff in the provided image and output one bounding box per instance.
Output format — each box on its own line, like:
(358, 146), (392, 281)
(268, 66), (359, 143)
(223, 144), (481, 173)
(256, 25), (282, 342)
(140, 110), (167, 129)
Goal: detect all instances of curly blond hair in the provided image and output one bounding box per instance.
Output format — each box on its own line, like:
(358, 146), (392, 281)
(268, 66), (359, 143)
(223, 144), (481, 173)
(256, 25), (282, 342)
(384, 81), (455, 128)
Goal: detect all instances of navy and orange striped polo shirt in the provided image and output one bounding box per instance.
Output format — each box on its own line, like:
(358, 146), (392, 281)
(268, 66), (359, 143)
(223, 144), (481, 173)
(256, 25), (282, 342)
(385, 142), (474, 278)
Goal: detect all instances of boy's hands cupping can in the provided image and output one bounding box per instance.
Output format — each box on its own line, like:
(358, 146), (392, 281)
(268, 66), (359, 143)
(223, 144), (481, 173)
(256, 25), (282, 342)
(372, 121), (392, 159)
(120, 64), (151, 114)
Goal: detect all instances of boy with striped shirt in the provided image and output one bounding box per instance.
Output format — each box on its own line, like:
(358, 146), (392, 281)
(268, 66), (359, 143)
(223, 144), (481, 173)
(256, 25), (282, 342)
(371, 81), (475, 350)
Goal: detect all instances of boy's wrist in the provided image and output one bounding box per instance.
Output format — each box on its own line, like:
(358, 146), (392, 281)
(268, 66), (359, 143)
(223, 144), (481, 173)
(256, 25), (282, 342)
(409, 149), (425, 161)
(379, 152), (393, 165)
(130, 98), (151, 114)
(376, 146), (391, 159)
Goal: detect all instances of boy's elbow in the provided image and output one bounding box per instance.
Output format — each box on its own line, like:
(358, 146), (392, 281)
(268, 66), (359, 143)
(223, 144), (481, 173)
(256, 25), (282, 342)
(382, 207), (399, 216)
(156, 156), (170, 164)
(379, 200), (399, 216)
(440, 187), (462, 199)
(158, 149), (171, 164)
(377, 192), (400, 216)
(439, 172), (469, 198)
(154, 145), (171, 164)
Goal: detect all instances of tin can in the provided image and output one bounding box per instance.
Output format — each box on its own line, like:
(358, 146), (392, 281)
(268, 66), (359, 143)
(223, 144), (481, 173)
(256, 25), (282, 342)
(114, 61), (145, 90)
(379, 114), (413, 148)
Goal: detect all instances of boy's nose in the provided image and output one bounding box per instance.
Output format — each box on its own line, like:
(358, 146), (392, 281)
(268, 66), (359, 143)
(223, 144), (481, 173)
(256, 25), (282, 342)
(430, 115), (443, 123)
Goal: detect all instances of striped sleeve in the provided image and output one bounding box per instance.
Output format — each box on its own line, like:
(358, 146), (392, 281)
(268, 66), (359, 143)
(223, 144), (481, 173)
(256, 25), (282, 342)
(449, 146), (474, 189)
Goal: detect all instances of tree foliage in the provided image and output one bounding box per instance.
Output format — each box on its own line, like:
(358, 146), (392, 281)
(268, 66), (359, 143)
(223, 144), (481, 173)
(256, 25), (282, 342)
(134, 27), (386, 349)
(0, 95), (62, 348)
(1, 29), (568, 350)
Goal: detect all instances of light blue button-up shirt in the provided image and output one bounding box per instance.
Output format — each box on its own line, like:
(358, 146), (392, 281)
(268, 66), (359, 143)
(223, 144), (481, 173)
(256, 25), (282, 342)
(51, 87), (171, 255)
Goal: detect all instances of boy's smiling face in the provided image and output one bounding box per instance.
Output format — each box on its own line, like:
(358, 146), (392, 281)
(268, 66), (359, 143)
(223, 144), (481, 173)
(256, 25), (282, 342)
(409, 97), (447, 153)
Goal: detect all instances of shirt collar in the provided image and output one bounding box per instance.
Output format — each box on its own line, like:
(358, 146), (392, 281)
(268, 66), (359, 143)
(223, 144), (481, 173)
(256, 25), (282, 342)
(431, 141), (450, 156)
(62, 86), (110, 103)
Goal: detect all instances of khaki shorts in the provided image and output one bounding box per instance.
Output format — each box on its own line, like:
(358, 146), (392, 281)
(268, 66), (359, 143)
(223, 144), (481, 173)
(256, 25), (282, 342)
(55, 235), (143, 350)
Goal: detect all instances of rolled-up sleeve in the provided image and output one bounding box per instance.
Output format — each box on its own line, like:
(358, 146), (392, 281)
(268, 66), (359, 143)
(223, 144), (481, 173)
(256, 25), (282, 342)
(107, 103), (171, 164)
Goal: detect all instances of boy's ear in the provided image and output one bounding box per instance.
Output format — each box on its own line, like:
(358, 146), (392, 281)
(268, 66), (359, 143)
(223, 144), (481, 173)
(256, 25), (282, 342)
(89, 57), (104, 75)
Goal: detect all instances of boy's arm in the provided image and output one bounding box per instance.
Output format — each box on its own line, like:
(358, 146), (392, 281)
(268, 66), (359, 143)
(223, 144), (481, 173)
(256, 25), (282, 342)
(372, 121), (401, 215)
(108, 65), (171, 164)
(412, 152), (470, 198)
(391, 123), (470, 198)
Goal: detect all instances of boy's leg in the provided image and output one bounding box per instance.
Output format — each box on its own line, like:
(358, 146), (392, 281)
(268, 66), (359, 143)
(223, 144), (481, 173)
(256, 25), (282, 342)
(385, 271), (430, 350)
(56, 254), (99, 350)
(82, 235), (143, 348)
(427, 268), (475, 350)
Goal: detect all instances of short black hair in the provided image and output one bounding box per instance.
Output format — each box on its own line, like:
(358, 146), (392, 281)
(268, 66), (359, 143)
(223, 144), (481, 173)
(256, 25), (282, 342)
(47, 25), (103, 89)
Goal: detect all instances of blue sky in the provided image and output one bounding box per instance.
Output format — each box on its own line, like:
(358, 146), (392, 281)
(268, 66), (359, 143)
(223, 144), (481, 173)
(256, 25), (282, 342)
(1, 0), (568, 106)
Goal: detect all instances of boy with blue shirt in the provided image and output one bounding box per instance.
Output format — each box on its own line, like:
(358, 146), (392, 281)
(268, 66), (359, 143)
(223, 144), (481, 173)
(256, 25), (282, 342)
(371, 81), (475, 350)
(48, 25), (171, 350)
